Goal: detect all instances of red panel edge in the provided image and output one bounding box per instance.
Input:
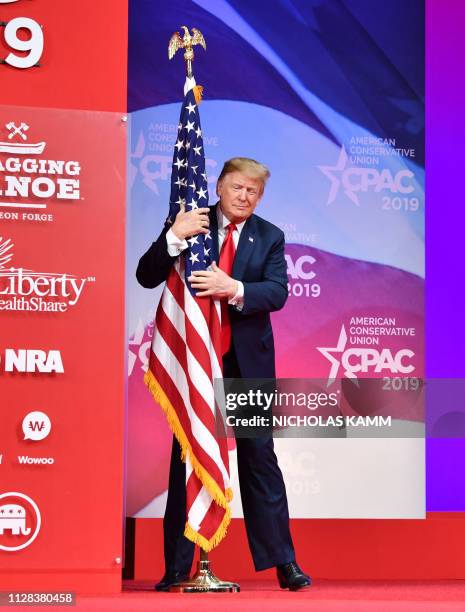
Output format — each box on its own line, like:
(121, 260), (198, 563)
(134, 515), (465, 581)
(0, 571), (121, 595)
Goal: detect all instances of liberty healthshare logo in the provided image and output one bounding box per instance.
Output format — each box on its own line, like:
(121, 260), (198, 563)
(318, 143), (416, 206)
(0, 121), (81, 223)
(0, 237), (95, 312)
(0, 492), (41, 552)
(317, 317), (416, 383)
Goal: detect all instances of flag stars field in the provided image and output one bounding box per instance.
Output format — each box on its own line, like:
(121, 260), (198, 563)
(197, 186), (207, 199)
(185, 101), (196, 114)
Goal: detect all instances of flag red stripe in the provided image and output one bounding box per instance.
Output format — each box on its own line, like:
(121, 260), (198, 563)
(195, 294), (223, 368)
(150, 350), (226, 491)
(198, 499), (227, 540)
(155, 303), (217, 433)
(167, 267), (221, 381)
(186, 471), (203, 503)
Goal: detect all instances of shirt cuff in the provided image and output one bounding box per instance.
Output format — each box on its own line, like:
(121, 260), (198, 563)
(166, 228), (188, 256)
(228, 280), (244, 311)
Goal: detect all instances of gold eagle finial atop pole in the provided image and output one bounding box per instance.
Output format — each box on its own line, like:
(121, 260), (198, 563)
(168, 26), (206, 78)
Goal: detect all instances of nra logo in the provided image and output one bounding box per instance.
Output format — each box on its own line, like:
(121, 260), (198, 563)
(1, 349), (64, 373)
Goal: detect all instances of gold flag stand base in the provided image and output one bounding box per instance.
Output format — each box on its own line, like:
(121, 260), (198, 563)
(169, 550), (240, 592)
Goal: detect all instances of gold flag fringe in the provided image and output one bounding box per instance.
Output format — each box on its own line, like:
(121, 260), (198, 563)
(144, 368), (232, 551)
(193, 85), (204, 104)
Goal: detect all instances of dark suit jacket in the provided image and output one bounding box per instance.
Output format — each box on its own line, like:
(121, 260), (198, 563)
(136, 203), (288, 378)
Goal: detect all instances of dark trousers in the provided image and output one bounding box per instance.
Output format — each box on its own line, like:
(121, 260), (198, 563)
(163, 346), (295, 573)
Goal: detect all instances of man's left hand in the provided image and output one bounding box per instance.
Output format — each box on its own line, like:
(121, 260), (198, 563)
(188, 261), (238, 299)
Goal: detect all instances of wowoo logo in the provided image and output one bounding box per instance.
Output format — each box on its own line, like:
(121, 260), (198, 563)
(0, 348), (64, 373)
(318, 145), (415, 206)
(0, 122), (81, 211)
(317, 325), (415, 383)
(17, 456), (54, 465)
(0, 237), (95, 312)
(22, 411), (52, 440)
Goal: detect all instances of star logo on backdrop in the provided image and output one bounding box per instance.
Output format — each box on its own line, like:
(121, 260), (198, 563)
(317, 325), (357, 385)
(318, 145), (360, 206)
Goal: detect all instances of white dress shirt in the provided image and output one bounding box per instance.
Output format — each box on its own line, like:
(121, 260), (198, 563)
(165, 206), (245, 308)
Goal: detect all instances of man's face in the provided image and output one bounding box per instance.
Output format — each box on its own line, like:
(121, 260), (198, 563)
(216, 171), (264, 224)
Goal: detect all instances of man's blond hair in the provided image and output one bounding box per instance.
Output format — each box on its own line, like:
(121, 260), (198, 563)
(217, 157), (270, 187)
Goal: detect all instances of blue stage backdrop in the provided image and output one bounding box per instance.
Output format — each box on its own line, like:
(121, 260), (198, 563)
(126, 0), (426, 519)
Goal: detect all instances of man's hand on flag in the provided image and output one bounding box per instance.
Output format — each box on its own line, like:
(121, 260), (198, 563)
(171, 202), (210, 240)
(188, 261), (238, 299)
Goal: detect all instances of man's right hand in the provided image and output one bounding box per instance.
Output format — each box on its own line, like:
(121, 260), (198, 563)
(171, 203), (210, 240)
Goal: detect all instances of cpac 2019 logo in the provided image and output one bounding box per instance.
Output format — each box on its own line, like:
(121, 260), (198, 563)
(317, 325), (415, 382)
(318, 145), (415, 206)
(285, 253), (321, 299)
(0, 237), (95, 313)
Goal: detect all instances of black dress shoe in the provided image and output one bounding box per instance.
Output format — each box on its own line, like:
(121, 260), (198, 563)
(276, 562), (312, 591)
(154, 571), (190, 592)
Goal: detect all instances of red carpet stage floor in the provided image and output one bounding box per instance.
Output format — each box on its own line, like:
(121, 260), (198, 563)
(10, 581), (465, 611)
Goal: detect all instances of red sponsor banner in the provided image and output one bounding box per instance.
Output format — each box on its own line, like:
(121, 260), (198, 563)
(0, 0), (127, 111)
(0, 105), (126, 592)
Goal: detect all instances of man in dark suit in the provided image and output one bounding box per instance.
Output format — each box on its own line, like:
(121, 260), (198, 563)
(136, 157), (311, 591)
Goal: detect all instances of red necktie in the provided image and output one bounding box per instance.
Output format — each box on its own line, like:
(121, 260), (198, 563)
(218, 223), (237, 355)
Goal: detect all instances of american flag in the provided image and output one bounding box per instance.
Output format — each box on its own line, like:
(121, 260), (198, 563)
(144, 87), (232, 551)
